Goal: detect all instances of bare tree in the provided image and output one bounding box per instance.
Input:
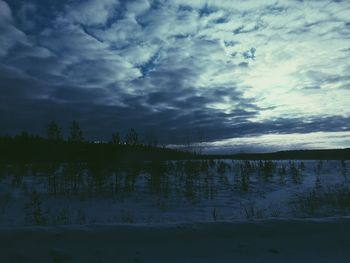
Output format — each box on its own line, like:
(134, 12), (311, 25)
(111, 132), (120, 145)
(47, 120), (61, 141)
(125, 128), (139, 145)
(195, 127), (205, 154)
(69, 121), (84, 142)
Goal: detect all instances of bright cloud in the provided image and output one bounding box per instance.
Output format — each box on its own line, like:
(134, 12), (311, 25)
(0, 0), (349, 151)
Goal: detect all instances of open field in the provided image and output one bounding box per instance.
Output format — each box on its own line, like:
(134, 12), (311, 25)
(0, 160), (349, 225)
(1, 159), (350, 262)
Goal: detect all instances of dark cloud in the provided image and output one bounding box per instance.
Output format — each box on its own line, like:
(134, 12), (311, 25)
(0, 0), (349, 151)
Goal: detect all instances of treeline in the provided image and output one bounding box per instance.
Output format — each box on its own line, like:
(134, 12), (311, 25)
(0, 121), (194, 163)
(46, 120), (151, 146)
(203, 149), (350, 160)
(1, 121), (349, 162)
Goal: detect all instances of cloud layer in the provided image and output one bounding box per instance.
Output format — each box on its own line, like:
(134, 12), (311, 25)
(0, 0), (349, 150)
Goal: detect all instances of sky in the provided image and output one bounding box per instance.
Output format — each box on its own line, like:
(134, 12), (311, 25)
(0, 0), (349, 152)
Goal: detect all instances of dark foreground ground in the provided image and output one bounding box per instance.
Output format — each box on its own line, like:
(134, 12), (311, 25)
(0, 218), (350, 263)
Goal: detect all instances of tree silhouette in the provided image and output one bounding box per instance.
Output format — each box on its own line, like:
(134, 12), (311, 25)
(47, 120), (61, 141)
(111, 132), (120, 145)
(69, 121), (84, 143)
(125, 128), (139, 145)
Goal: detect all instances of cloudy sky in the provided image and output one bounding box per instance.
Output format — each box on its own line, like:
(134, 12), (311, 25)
(0, 0), (349, 152)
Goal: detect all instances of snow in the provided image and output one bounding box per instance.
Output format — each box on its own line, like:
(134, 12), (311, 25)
(0, 160), (349, 225)
(0, 160), (350, 262)
(0, 219), (350, 262)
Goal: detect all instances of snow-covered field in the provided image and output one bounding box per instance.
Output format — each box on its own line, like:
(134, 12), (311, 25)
(0, 160), (349, 262)
(0, 160), (349, 225)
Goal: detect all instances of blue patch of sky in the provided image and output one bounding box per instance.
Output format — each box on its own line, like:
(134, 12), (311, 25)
(213, 16), (229, 24)
(198, 4), (217, 17)
(243, 48), (256, 60)
(233, 26), (245, 34)
(224, 40), (238, 47)
(140, 51), (160, 77)
(178, 4), (194, 12)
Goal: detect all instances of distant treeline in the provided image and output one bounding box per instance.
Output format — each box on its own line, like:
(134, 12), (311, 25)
(0, 135), (195, 163)
(204, 149), (350, 160)
(0, 120), (194, 163)
(0, 121), (349, 162)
